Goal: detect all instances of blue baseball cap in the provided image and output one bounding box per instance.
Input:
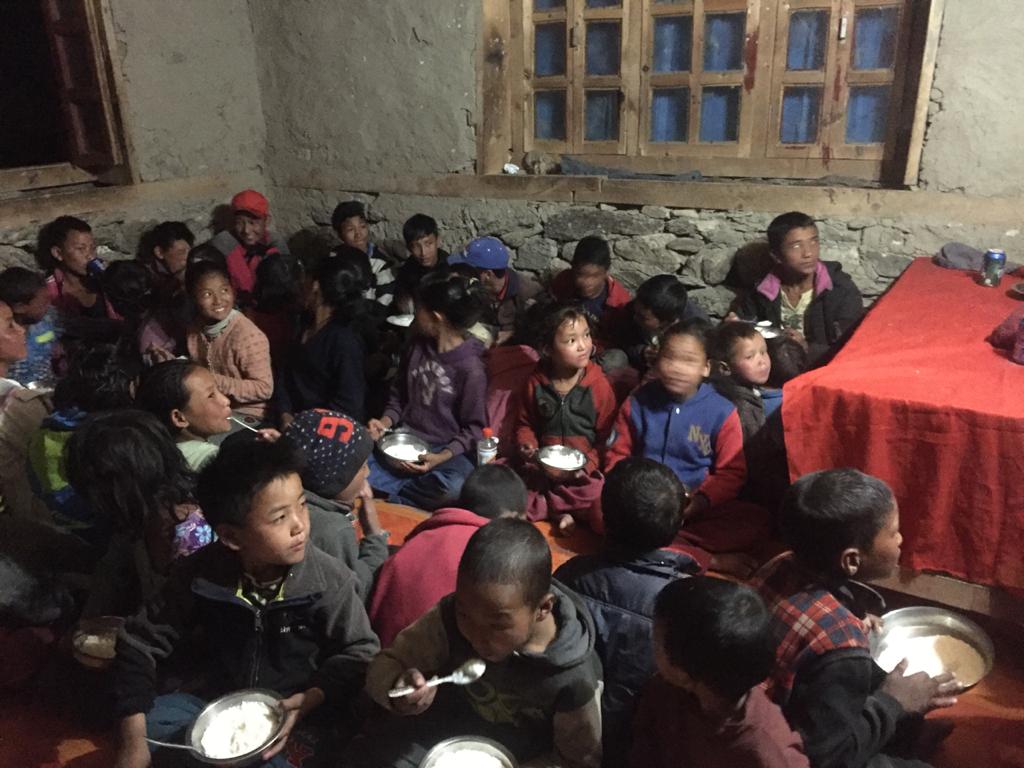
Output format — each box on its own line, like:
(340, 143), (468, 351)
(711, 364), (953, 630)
(449, 236), (510, 270)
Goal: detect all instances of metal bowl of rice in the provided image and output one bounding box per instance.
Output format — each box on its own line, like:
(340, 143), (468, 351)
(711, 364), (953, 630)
(419, 736), (518, 768)
(537, 445), (587, 479)
(186, 689), (286, 766)
(378, 430), (431, 471)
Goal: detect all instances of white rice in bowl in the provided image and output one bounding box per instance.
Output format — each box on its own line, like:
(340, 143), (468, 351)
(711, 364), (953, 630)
(876, 634), (987, 686)
(431, 749), (506, 768)
(199, 700), (278, 759)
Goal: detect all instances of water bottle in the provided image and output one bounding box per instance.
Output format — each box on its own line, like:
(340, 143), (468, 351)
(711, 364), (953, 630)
(86, 256), (106, 279)
(477, 427), (499, 465)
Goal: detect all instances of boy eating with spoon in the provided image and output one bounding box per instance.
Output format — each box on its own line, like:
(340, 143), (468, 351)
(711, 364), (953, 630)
(356, 518), (603, 768)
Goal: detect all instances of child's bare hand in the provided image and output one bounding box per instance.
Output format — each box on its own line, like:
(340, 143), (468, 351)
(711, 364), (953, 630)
(256, 428), (281, 443)
(554, 513), (576, 536)
(358, 488), (384, 536)
(519, 443), (538, 461)
(392, 669), (436, 715)
(263, 687), (323, 760)
(682, 492), (710, 520)
(880, 660), (961, 715)
(367, 418), (391, 441)
(147, 346), (176, 365)
(864, 613), (885, 634)
(402, 451), (450, 474)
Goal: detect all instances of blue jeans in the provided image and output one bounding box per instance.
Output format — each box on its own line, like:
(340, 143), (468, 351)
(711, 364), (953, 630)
(368, 445), (475, 511)
(147, 693), (291, 767)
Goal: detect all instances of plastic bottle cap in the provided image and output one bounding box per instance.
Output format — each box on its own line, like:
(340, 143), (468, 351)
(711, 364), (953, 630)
(482, 428), (494, 438)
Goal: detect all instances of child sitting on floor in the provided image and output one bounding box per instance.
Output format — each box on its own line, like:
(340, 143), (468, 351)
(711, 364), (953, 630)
(368, 463), (528, 647)
(556, 457), (701, 768)
(514, 304), (615, 532)
(630, 576), (810, 768)
(284, 409), (389, 601)
(209, 189), (290, 307)
(184, 259), (273, 421)
(606, 319), (762, 574)
(331, 200), (395, 306)
(625, 274), (708, 376)
(111, 438), (379, 768)
(359, 518), (602, 768)
(709, 321), (789, 508)
(550, 236), (633, 362)
(755, 469), (961, 768)
(767, 334), (809, 388)
(0, 267), (60, 388)
(65, 409), (212, 618)
(393, 214), (449, 313)
(366, 272), (488, 510)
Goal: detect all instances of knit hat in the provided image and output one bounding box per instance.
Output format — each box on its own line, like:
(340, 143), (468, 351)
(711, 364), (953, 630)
(284, 409), (373, 498)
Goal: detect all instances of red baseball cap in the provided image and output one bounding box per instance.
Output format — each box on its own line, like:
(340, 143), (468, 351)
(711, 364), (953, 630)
(231, 189), (270, 219)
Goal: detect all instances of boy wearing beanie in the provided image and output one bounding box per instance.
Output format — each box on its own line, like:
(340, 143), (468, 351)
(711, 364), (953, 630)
(285, 409), (389, 600)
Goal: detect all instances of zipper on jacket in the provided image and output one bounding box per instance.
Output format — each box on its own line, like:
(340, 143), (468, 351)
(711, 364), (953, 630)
(250, 608), (263, 688)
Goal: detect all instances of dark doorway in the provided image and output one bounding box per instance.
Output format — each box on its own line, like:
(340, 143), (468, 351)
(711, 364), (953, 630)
(0, 0), (68, 168)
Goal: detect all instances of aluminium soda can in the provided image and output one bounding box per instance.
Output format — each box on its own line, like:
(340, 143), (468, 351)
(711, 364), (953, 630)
(981, 248), (1006, 287)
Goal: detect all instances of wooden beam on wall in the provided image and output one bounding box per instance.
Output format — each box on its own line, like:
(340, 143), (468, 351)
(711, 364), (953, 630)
(478, 0), (513, 174)
(902, 0), (946, 187)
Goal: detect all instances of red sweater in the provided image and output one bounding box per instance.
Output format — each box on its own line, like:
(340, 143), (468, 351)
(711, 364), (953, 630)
(367, 508), (489, 648)
(631, 676), (810, 768)
(550, 270), (634, 350)
(514, 360), (616, 474)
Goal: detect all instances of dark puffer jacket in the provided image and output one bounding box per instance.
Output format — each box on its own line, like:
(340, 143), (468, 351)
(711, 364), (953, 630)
(554, 549), (701, 768)
(735, 260), (864, 365)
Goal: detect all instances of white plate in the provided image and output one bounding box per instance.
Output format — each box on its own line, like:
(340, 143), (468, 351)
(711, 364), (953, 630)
(387, 314), (415, 328)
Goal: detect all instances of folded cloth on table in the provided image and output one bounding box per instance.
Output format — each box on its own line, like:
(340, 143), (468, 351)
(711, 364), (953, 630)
(987, 306), (1024, 350)
(933, 241), (1022, 273)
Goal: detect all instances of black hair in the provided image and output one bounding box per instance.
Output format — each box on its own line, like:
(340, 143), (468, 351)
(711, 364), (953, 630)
(416, 271), (488, 332)
(538, 304), (593, 352)
(458, 464), (528, 520)
(102, 260), (155, 321)
(0, 267), (47, 307)
(659, 317), (713, 356)
(767, 211), (817, 255)
(185, 258), (232, 298)
(35, 216), (92, 273)
(316, 253), (369, 308)
(766, 336), (809, 388)
(135, 359), (203, 433)
(602, 458), (686, 554)
(253, 254), (302, 313)
(330, 244), (375, 291)
(53, 343), (139, 412)
(66, 409), (195, 536)
(780, 469), (895, 573)
(655, 576), (775, 701)
(635, 275), (690, 325)
(136, 221), (195, 266)
(331, 200), (368, 231)
(571, 236), (612, 270)
(186, 243), (228, 273)
(403, 213), (439, 244)
(458, 518), (552, 606)
(196, 436), (307, 529)
(707, 321), (761, 365)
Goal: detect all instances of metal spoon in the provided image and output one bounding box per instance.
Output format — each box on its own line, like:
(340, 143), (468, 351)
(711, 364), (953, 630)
(144, 737), (204, 756)
(388, 658), (487, 698)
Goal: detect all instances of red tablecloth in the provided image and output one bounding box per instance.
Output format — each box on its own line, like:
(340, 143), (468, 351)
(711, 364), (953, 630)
(783, 258), (1024, 590)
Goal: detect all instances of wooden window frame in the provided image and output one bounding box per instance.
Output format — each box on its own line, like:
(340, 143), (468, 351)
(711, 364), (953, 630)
(479, 0), (946, 185)
(0, 0), (132, 196)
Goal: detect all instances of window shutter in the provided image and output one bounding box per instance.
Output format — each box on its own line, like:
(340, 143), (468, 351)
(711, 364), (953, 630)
(40, 0), (121, 170)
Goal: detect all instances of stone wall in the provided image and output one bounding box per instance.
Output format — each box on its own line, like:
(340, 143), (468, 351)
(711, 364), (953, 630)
(272, 187), (1020, 318)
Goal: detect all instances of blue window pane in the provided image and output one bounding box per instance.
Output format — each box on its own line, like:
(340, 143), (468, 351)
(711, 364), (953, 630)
(787, 10), (828, 71)
(534, 0), (565, 9)
(535, 23), (566, 76)
(585, 0), (620, 6)
(585, 90), (620, 141)
(853, 7), (900, 70)
(653, 16), (693, 72)
(651, 88), (690, 142)
(586, 21), (620, 75)
(846, 85), (890, 143)
(703, 13), (745, 72)
(700, 86), (740, 142)
(781, 86), (822, 143)
(535, 91), (566, 140)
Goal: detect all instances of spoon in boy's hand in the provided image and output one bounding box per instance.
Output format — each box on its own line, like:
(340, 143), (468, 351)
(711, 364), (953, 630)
(388, 658), (486, 698)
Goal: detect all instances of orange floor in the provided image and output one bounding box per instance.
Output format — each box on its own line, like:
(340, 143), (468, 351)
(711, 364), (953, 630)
(3, 503), (1022, 767)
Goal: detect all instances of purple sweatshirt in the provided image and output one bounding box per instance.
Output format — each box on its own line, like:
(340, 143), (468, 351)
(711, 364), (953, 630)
(381, 336), (488, 457)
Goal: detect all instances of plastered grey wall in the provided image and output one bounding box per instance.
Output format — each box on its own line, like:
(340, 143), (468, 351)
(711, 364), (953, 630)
(248, 0), (478, 181)
(107, 0), (266, 182)
(918, 0), (1024, 196)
